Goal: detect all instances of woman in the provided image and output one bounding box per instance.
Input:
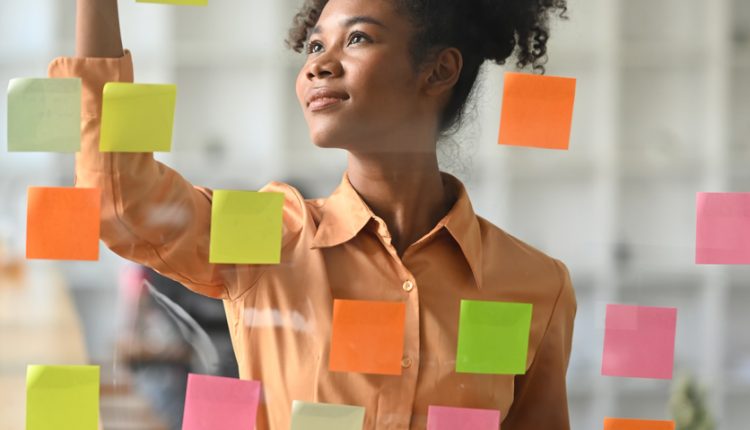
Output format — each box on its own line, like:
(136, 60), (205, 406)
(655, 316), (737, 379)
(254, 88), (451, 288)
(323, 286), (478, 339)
(54, 0), (576, 428)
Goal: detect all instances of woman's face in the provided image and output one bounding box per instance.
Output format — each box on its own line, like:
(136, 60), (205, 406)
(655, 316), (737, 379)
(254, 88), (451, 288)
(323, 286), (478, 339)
(295, 0), (429, 152)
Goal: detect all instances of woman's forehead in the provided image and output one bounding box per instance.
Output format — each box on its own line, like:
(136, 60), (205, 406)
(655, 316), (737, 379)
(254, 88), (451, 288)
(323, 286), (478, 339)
(316, 0), (401, 29)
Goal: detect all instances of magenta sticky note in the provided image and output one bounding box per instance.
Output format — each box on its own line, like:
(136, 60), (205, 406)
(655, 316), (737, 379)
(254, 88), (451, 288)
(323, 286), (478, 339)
(427, 405), (501, 430)
(601, 304), (677, 379)
(696, 192), (750, 264)
(182, 373), (261, 430)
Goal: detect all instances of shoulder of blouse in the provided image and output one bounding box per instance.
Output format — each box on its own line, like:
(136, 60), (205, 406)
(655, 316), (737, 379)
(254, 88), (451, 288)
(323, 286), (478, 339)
(476, 216), (573, 299)
(258, 180), (309, 244)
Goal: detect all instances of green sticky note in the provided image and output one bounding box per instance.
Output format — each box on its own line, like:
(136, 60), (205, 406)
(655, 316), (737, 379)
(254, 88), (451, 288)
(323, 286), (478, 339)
(136, 0), (208, 4)
(7, 78), (81, 152)
(100, 83), (176, 152)
(26, 365), (100, 430)
(209, 191), (284, 264)
(291, 401), (365, 430)
(456, 300), (533, 375)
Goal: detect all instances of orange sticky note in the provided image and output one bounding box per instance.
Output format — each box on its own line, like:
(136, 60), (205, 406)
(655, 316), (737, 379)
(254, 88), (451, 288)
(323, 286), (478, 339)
(604, 418), (675, 430)
(329, 300), (406, 375)
(26, 187), (101, 261)
(498, 72), (576, 150)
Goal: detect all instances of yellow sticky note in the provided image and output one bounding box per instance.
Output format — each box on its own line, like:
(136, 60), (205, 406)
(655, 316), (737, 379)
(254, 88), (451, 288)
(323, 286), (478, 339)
(136, 0), (208, 5)
(209, 191), (284, 264)
(100, 83), (176, 152)
(26, 365), (99, 430)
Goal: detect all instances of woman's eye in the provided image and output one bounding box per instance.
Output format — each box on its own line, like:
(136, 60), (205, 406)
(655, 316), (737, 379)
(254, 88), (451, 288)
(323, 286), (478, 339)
(348, 33), (368, 45)
(306, 41), (322, 54)
(306, 32), (368, 54)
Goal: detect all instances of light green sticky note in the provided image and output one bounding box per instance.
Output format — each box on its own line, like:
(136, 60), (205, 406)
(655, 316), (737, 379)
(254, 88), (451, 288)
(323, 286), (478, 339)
(26, 365), (100, 430)
(136, 0), (208, 5)
(209, 191), (284, 264)
(7, 78), (81, 152)
(456, 300), (533, 375)
(291, 401), (365, 430)
(100, 83), (176, 152)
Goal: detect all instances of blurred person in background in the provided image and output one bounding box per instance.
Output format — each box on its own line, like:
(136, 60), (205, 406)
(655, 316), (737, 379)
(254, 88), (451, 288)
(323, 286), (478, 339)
(118, 265), (238, 430)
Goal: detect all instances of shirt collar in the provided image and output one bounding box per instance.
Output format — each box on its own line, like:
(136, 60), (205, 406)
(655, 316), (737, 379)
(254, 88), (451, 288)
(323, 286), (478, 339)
(311, 173), (373, 250)
(440, 174), (484, 289)
(311, 172), (484, 289)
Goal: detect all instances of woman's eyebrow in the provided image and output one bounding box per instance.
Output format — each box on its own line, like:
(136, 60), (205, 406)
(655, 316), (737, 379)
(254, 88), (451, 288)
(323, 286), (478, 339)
(310, 15), (388, 36)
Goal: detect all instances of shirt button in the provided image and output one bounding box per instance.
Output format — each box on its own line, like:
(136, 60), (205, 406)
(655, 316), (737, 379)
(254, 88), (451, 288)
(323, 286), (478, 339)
(401, 356), (413, 368)
(402, 280), (414, 292)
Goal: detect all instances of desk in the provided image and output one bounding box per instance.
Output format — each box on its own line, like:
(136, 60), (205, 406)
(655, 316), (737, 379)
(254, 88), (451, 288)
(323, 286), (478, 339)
(0, 265), (88, 430)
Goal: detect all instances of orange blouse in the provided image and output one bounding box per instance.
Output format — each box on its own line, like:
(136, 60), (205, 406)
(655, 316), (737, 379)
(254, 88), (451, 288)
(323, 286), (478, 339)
(49, 50), (576, 430)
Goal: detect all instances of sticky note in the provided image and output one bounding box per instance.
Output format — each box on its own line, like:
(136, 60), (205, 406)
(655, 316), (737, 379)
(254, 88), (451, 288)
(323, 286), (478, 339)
(26, 365), (99, 430)
(100, 83), (176, 152)
(182, 374), (261, 430)
(498, 72), (576, 150)
(427, 405), (501, 430)
(695, 192), (750, 264)
(329, 300), (406, 375)
(209, 191), (284, 264)
(603, 417), (675, 430)
(26, 187), (101, 261)
(456, 300), (533, 375)
(290, 401), (365, 430)
(7, 78), (81, 152)
(136, 0), (208, 5)
(601, 304), (677, 379)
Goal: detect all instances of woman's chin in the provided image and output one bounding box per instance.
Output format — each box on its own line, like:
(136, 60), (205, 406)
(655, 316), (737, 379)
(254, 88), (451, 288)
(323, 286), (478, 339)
(308, 128), (347, 149)
(311, 138), (336, 148)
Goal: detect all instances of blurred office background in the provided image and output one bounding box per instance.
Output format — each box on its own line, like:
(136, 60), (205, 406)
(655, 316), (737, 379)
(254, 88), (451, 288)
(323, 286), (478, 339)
(1, 0), (750, 428)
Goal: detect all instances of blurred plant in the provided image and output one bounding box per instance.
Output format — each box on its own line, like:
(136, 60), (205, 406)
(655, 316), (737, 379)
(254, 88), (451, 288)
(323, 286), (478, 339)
(669, 373), (716, 430)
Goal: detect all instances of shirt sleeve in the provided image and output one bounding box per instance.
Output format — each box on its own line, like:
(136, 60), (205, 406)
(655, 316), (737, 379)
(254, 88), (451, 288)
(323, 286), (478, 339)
(501, 259), (577, 430)
(47, 50), (303, 300)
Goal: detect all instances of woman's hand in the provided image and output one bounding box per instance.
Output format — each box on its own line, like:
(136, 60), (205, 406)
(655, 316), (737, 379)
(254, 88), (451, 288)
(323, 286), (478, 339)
(76, 0), (124, 58)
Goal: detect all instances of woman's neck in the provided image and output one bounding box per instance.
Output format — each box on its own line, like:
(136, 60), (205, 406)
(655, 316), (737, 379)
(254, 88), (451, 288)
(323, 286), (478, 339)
(346, 150), (451, 257)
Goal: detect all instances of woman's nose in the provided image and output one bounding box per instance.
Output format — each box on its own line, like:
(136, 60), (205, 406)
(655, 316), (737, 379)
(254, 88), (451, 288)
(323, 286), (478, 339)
(306, 53), (342, 80)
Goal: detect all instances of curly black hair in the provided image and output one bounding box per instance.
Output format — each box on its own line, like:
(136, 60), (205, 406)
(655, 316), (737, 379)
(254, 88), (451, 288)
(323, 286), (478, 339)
(286, 0), (568, 134)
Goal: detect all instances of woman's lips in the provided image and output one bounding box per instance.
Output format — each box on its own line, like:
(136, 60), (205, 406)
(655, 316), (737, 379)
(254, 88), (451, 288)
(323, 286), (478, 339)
(309, 97), (346, 112)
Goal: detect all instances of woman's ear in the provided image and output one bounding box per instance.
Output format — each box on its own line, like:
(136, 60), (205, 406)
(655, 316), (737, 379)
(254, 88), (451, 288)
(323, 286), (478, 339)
(423, 47), (463, 97)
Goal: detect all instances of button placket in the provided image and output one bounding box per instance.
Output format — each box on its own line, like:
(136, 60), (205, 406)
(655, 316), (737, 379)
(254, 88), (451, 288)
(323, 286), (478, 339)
(375, 269), (418, 427)
(399, 276), (419, 373)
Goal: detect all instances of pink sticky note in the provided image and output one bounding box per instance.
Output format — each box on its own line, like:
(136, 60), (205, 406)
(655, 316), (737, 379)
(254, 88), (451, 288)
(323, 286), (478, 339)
(602, 304), (677, 379)
(182, 374), (261, 430)
(427, 405), (501, 430)
(695, 192), (750, 264)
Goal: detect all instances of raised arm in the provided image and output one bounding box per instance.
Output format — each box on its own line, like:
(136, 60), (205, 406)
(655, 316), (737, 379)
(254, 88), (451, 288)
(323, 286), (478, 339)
(58, 0), (304, 300)
(76, 0), (124, 58)
(49, 0), (229, 298)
